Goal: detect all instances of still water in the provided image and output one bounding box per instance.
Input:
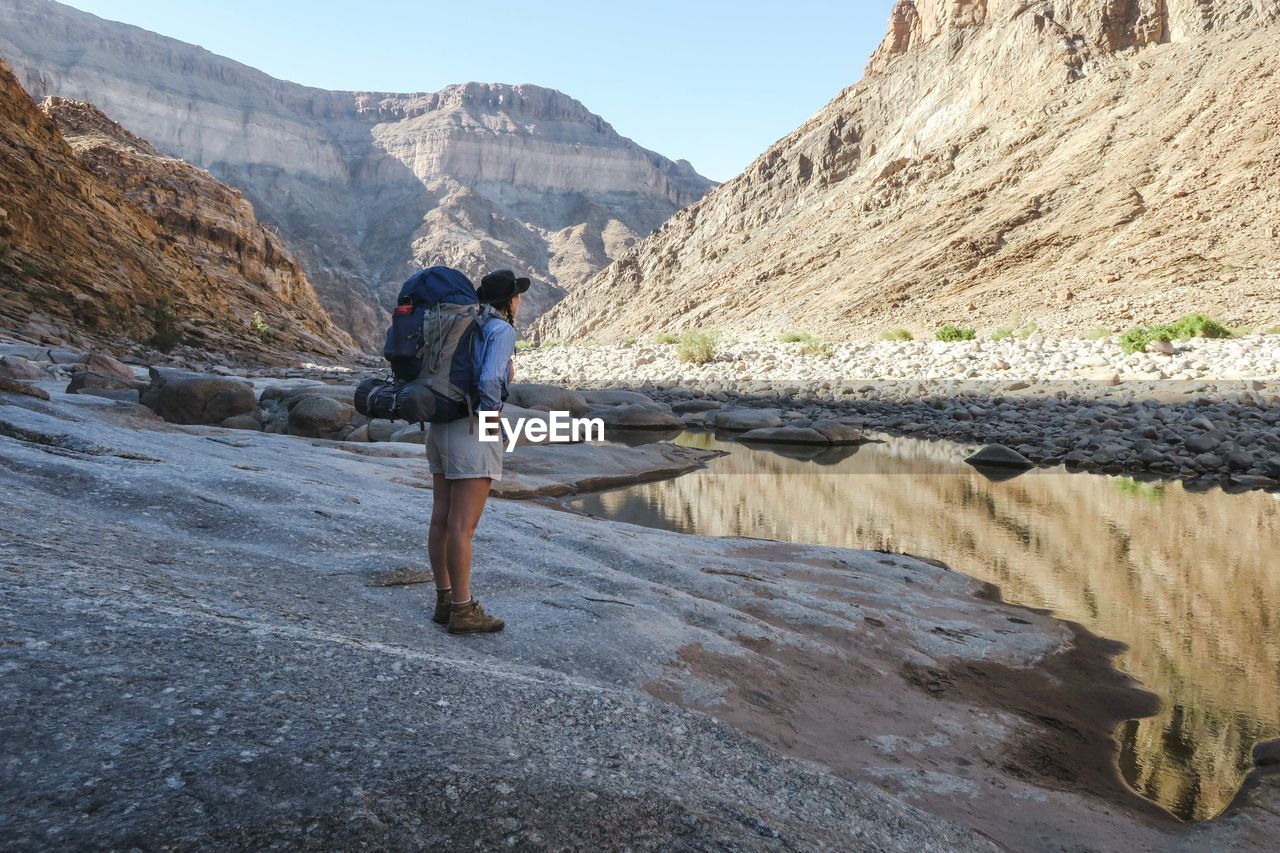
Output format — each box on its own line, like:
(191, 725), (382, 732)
(567, 431), (1280, 822)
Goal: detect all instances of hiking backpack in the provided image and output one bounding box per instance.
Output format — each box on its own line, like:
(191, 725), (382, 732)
(353, 266), (482, 424)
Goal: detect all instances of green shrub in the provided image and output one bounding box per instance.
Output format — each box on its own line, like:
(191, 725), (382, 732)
(1165, 312), (1232, 340)
(800, 340), (835, 358)
(621, 337), (638, 347)
(250, 310), (271, 343)
(780, 331), (814, 344)
(1119, 312), (1233, 355)
(990, 326), (1014, 341)
(1084, 326), (1113, 340)
(1264, 326), (1280, 336)
(515, 340), (533, 351)
(1013, 322), (1038, 340)
(676, 330), (717, 364)
(936, 324), (977, 342)
(652, 331), (679, 345)
(541, 340), (560, 349)
(880, 328), (913, 342)
(145, 297), (183, 353)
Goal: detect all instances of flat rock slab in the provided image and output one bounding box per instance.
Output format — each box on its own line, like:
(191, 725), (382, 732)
(707, 408), (784, 431)
(591, 403), (685, 430)
(494, 441), (724, 499)
(738, 425), (834, 445)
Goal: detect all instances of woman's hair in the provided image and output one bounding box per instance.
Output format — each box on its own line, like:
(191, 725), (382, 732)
(490, 297), (516, 325)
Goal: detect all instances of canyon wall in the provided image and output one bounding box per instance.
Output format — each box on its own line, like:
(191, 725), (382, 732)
(0, 59), (354, 359)
(0, 0), (714, 347)
(538, 0), (1280, 342)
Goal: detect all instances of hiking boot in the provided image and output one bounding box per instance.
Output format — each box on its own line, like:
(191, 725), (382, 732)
(432, 588), (452, 625)
(448, 599), (505, 635)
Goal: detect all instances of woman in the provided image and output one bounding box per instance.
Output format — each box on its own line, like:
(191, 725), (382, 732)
(426, 269), (528, 635)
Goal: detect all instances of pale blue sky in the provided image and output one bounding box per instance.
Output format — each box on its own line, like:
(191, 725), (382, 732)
(61, 0), (896, 181)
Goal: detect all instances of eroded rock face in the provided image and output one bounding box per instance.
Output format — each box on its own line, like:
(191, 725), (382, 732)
(0, 0), (715, 344)
(538, 0), (1280, 342)
(0, 56), (354, 360)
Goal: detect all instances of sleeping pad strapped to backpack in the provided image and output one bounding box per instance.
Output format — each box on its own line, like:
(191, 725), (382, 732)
(353, 266), (482, 424)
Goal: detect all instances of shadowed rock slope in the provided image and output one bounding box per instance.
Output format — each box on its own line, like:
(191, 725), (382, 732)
(0, 59), (354, 360)
(538, 0), (1280, 343)
(0, 0), (715, 345)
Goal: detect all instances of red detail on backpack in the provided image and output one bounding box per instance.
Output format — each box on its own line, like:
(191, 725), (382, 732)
(394, 305), (414, 316)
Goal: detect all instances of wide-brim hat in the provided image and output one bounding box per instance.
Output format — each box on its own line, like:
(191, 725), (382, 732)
(477, 269), (531, 304)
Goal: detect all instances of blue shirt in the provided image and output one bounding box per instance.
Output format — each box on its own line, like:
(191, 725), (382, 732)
(473, 310), (516, 413)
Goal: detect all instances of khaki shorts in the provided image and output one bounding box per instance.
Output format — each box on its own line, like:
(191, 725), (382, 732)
(425, 416), (504, 481)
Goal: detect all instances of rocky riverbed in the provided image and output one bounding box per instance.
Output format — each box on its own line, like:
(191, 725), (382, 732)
(2, 361), (1279, 849)
(516, 337), (1280, 491)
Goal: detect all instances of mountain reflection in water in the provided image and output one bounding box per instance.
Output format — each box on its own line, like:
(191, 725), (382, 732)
(569, 431), (1280, 822)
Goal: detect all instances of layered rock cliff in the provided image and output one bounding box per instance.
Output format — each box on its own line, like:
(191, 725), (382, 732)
(537, 0), (1280, 343)
(0, 58), (354, 359)
(0, 0), (714, 347)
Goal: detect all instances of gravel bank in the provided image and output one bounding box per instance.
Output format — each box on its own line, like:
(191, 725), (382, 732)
(517, 337), (1280, 490)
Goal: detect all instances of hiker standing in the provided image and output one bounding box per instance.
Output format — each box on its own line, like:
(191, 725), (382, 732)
(427, 270), (528, 634)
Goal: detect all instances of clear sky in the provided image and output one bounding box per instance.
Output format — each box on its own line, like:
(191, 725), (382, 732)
(60, 0), (897, 182)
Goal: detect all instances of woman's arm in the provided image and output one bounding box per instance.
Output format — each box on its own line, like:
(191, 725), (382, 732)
(475, 322), (517, 413)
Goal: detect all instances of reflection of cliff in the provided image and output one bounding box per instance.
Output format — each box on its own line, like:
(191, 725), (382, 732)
(574, 433), (1280, 820)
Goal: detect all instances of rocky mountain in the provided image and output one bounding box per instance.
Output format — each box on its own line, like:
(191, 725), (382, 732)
(0, 0), (714, 348)
(0, 58), (355, 359)
(537, 0), (1280, 343)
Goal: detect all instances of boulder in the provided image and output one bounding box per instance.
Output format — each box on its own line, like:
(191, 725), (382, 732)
(367, 420), (401, 442)
(580, 389), (658, 407)
(73, 352), (134, 381)
(811, 419), (866, 445)
(140, 367), (256, 425)
(391, 424), (428, 445)
(288, 396), (359, 439)
(47, 348), (83, 365)
(506, 383), (590, 415)
(593, 403), (685, 430)
(707, 408), (784, 431)
(0, 355), (47, 381)
(964, 443), (1035, 470)
(737, 426), (833, 445)
(67, 371), (143, 395)
(221, 414), (263, 431)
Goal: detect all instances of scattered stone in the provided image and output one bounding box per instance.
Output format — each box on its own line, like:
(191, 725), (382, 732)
(965, 444), (1035, 470)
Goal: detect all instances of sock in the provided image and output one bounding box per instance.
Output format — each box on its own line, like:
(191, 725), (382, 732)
(435, 587), (452, 596)
(451, 596), (472, 608)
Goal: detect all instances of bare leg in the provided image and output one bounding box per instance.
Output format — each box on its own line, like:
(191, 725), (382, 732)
(443, 477), (492, 603)
(428, 474), (452, 591)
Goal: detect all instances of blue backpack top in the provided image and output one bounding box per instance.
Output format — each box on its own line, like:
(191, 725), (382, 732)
(379, 266), (483, 422)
